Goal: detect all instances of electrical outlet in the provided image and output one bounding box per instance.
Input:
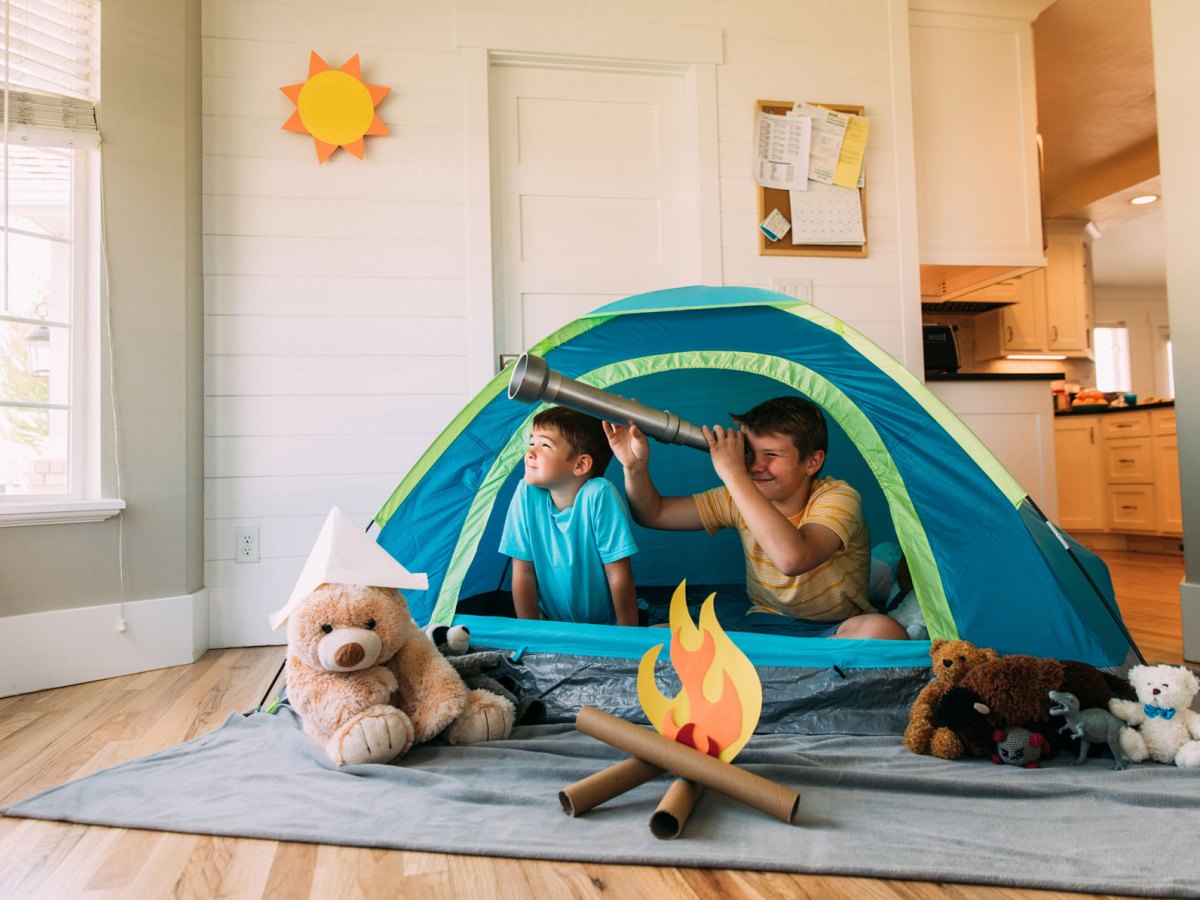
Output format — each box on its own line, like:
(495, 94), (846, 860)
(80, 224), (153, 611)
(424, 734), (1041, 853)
(235, 525), (260, 564)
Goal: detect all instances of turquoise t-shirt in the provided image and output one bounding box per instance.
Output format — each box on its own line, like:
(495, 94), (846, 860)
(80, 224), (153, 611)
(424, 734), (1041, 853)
(499, 477), (638, 624)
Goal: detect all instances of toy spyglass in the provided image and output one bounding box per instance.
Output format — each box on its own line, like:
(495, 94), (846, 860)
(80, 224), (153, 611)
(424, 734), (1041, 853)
(507, 353), (708, 452)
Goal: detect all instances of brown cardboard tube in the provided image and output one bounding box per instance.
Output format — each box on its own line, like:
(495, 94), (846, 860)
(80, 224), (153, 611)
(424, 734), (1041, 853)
(558, 756), (665, 817)
(649, 778), (704, 839)
(575, 705), (799, 825)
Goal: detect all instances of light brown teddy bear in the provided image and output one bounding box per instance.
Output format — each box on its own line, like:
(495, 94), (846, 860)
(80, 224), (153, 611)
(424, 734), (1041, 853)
(286, 583), (515, 766)
(903, 638), (998, 756)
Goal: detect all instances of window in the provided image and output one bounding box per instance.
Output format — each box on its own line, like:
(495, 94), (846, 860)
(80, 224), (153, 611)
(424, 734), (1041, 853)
(1093, 324), (1131, 394)
(1, 0), (102, 510)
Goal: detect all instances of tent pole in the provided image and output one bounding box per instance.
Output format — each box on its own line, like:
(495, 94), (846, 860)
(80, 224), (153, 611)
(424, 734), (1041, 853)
(1024, 497), (1146, 666)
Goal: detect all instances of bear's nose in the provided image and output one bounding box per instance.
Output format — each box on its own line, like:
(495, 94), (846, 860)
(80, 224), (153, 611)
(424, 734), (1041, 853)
(1152, 687), (1161, 695)
(942, 659), (953, 667)
(335, 642), (365, 668)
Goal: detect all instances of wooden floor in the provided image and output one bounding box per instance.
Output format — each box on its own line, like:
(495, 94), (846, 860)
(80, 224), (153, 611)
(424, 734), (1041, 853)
(0, 550), (1187, 899)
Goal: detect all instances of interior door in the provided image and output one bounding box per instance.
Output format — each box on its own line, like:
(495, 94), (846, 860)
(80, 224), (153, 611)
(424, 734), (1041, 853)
(489, 63), (700, 366)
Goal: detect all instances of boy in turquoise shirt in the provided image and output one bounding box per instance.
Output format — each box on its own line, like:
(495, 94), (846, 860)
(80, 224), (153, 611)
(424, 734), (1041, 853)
(499, 406), (639, 626)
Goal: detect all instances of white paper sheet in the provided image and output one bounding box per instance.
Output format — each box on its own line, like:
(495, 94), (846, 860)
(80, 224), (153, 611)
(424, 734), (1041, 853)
(790, 103), (849, 186)
(788, 181), (864, 245)
(754, 111), (812, 191)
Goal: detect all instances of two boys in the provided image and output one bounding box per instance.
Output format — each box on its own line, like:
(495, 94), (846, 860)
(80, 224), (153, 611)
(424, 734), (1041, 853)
(501, 397), (906, 640)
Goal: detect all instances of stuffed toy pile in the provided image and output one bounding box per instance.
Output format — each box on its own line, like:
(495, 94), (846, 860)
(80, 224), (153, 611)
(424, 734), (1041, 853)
(905, 638), (1133, 761)
(269, 507), (515, 766)
(1109, 664), (1200, 767)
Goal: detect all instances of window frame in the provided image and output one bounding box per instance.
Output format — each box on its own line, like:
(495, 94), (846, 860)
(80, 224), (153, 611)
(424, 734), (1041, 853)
(0, 0), (119, 525)
(1092, 322), (1132, 395)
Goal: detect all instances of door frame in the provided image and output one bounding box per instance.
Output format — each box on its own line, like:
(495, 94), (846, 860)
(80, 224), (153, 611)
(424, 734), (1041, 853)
(457, 11), (723, 388)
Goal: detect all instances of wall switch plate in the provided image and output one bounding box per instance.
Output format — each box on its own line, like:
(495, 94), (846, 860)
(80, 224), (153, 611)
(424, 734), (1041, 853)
(235, 525), (260, 564)
(770, 278), (813, 301)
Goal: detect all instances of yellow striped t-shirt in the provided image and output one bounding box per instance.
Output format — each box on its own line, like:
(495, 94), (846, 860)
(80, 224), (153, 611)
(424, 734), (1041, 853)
(693, 476), (872, 622)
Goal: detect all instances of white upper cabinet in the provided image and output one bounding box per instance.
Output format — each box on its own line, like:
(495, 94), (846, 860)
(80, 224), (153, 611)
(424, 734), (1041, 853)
(909, 5), (1046, 274)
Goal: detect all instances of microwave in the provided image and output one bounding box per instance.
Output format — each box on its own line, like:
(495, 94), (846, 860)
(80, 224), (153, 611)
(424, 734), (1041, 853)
(922, 324), (960, 374)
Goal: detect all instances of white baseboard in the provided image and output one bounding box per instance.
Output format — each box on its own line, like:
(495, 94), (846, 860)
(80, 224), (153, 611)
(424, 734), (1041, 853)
(0, 589), (210, 698)
(207, 585), (289, 649)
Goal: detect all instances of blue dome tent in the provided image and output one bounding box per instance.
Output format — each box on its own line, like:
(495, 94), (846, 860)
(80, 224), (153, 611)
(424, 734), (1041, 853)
(374, 286), (1137, 684)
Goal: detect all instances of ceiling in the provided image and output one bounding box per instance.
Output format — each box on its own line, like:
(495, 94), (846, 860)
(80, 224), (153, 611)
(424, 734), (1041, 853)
(1033, 0), (1164, 289)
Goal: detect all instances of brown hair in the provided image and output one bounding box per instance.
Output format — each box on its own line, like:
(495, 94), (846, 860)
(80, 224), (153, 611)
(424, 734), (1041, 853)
(732, 395), (828, 459)
(531, 406), (613, 478)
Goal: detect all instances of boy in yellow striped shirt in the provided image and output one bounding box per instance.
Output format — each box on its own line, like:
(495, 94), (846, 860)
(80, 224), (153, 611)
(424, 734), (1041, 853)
(604, 396), (906, 639)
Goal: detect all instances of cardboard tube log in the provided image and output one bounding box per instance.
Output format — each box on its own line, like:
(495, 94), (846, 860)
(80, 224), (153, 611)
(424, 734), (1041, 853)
(558, 757), (665, 817)
(507, 353), (709, 452)
(574, 706), (800, 825)
(649, 778), (704, 840)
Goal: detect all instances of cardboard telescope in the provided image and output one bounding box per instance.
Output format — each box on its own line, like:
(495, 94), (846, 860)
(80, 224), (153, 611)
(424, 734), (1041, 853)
(507, 353), (708, 451)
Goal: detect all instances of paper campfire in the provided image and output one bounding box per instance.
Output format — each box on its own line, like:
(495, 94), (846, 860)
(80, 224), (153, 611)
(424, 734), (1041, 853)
(559, 582), (800, 838)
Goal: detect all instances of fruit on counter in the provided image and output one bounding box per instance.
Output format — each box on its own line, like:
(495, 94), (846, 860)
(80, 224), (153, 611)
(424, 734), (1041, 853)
(1071, 388), (1108, 407)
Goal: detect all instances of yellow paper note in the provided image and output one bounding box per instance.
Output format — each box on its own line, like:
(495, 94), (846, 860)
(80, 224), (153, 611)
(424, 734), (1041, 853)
(833, 114), (869, 189)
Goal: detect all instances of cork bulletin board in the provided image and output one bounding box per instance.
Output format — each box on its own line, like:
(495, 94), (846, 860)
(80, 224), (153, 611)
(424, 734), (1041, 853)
(755, 100), (867, 258)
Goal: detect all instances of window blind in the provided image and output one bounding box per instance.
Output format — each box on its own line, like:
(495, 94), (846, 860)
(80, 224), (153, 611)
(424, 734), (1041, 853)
(2, 0), (99, 147)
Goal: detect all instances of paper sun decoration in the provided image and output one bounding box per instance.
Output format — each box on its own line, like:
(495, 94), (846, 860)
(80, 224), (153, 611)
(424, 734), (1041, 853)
(637, 582), (763, 763)
(281, 52), (390, 162)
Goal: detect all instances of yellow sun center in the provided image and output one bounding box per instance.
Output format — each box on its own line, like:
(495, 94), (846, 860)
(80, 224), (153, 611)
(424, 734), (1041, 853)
(297, 71), (375, 146)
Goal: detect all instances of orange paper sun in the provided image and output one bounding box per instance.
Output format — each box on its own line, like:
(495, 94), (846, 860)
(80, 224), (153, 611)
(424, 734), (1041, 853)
(281, 52), (390, 163)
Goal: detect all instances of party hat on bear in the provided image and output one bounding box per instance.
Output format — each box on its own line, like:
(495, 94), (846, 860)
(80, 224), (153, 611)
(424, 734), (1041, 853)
(269, 506), (428, 629)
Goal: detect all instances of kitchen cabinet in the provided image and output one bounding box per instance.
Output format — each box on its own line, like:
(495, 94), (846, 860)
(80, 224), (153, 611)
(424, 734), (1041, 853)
(1054, 415), (1105, 532)
(1054, 407), (1180, 538)
(1043, 222), (1093, 353)
(1153, 409), (1182, 535)
(974, 221), (1094, 360)
(910, 5), (1046, 301)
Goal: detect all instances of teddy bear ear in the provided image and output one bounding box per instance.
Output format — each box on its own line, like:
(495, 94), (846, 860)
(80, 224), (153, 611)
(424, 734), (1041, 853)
(930, 638), (946, 652)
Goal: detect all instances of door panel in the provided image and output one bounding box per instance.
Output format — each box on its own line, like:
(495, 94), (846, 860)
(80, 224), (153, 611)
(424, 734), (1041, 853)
(490, 64), (699, 363)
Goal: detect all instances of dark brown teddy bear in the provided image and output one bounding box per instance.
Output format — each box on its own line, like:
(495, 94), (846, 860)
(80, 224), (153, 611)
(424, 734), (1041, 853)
(903, 639), (999, 755)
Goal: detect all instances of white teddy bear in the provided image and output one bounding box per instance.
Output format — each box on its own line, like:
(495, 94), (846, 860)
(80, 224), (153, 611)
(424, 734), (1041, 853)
(1108, 664), (1200, 767)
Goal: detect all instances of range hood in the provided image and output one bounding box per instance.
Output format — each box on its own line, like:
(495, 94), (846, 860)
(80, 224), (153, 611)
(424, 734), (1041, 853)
(920, 299), (1013, 314)
(920, 263), (1042, 303)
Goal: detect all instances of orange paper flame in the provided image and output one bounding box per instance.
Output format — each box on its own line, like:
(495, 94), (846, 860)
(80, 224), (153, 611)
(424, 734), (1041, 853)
(637, 581), (763, 763)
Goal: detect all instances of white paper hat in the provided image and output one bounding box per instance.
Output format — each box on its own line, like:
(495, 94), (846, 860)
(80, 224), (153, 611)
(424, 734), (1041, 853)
(268, 506), (428, 630)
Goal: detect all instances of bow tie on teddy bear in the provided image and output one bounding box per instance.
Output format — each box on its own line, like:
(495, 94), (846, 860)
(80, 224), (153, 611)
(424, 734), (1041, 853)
(1144, 704), (1176, 720)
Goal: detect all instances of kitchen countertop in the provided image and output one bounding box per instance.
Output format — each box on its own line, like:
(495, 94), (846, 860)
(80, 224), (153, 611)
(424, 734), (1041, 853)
(924, 371), (1065, 381)
(1054, 400), (1175, 417)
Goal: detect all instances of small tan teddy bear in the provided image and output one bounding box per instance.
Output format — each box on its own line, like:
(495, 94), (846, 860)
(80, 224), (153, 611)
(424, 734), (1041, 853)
(1109, 664), (1200, 767)
(903, 638), (999, 756)
(285, 583), (514, 766)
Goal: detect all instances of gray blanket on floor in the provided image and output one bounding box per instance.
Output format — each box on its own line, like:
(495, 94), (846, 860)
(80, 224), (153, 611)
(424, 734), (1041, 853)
(4, 706), (1198, 897)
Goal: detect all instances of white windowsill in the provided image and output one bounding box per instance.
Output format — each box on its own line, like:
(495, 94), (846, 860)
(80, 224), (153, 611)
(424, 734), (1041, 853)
(0, 498), (125, 527)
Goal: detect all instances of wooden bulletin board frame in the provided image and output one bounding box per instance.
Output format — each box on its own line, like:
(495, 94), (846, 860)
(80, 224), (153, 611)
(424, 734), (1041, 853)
(756, 100), (867, 258)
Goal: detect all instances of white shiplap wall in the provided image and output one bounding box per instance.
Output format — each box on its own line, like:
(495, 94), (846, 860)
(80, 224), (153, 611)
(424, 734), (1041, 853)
(202, 0), (923, 647)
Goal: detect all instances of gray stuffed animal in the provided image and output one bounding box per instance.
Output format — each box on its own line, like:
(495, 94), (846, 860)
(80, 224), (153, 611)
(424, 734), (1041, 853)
(992, 726), (1049, 768)
(424, 624), (544, 726)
